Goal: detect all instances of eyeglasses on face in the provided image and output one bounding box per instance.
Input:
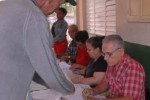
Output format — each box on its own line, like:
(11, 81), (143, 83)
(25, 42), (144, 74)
(102, 48), (121, 58)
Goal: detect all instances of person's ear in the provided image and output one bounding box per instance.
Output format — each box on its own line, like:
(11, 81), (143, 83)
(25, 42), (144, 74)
(120, 48), (124, 57)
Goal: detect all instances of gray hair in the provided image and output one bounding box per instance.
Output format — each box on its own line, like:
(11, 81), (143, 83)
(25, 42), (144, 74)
(69, 24), (78, 32)
(102, 34), (124, 48)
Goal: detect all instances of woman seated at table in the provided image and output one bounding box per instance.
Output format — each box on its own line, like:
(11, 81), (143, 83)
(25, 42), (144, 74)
(69, 30), (90, 69)
(71, 36), (107, 88)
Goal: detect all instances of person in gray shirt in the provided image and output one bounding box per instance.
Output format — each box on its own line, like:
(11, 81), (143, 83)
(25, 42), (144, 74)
(0, 0), (76, 100)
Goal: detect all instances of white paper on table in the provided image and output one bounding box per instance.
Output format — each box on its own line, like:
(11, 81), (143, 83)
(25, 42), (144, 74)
(63, 86), (85, 100)
(31, 89), (63, 100)
(63, 84), (87, 100)
(31, 83), (105, 100)
(31, 62), (106, 100)
(63, 84), (105, 100)
(59, 61), (71, 70)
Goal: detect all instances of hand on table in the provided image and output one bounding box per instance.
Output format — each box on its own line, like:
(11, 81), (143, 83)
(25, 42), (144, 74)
(86, 97), (105, 100)
(70, 64), (81, 69)
(82, 88), (106, 100)
(60, 56), (69, 62)
(71, 77), (82, 84)
(82, 88), (94, 99)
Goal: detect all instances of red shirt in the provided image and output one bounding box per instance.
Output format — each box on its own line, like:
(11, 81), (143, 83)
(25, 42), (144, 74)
(75, 47), (90, 66)
(103, 54), (145, 100)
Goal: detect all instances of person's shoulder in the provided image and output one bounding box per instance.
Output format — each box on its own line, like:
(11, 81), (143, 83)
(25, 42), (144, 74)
(14, 0), (44, 18)
(97, 55), (107, 65)
(94, 56), (107, 70)
(63, 19), (68, 24)
(125, 54), (144, 71)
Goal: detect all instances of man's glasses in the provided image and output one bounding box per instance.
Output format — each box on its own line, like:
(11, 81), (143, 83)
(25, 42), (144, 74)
(102, 48), (121, 58)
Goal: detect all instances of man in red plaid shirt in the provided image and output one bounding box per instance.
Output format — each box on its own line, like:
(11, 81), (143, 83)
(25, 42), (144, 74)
(85, 35), (145, 100)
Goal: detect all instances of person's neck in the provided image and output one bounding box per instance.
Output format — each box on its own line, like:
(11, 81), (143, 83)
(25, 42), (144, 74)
(56, 19), (62, 23)
(94, 53), (101, 62)
(58, 18), (64, 21)
(114, 53), (125, 67)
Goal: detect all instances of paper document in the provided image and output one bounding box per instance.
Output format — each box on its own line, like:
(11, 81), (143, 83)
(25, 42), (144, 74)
(32, 89), (63, 100)
(59, 61), (70, 70)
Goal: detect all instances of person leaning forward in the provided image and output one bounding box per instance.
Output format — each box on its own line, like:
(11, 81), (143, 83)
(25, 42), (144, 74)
(0, 0), (76, 100)
(32, 0), (76, 86)
(84, 34), (145, 100)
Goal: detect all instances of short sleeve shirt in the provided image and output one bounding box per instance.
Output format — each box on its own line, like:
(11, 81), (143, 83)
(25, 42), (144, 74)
(103, 54), (145, 100)
(75, 47), (90, 66)
(84, 55), (107, 88)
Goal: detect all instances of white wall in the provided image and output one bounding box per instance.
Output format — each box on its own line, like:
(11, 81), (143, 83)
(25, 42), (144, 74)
(116, 0), (150, 46)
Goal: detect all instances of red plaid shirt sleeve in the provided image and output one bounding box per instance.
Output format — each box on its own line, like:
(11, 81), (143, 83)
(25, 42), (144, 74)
(123, 62), (145, 100)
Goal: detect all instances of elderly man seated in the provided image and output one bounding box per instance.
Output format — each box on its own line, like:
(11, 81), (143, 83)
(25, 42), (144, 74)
(84, 34), (145, 100)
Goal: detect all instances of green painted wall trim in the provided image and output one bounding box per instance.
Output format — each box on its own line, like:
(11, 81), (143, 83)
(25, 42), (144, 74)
(125, 41), (150, 88)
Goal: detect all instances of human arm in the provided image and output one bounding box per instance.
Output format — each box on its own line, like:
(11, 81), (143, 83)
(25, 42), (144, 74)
(53, 20), (68, 42)
(82, 81), (108, 100)
(71, 72), (105, 85)
(73, 57), (107, 85)
(82, 79), (109, 99)
(87, 97), (133, 100)
(91, 79), (109, 95)
(25, 11), (74, 94)
(60, 55), (69, 62)
(70, 63), (85, 70)
(60, 55), (76, 64)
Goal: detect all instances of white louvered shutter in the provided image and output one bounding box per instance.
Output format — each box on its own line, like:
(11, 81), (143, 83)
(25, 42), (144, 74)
(86, 0), (116, 36)
(106, 0), (116, 35)
(86, 0), (95, 34)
